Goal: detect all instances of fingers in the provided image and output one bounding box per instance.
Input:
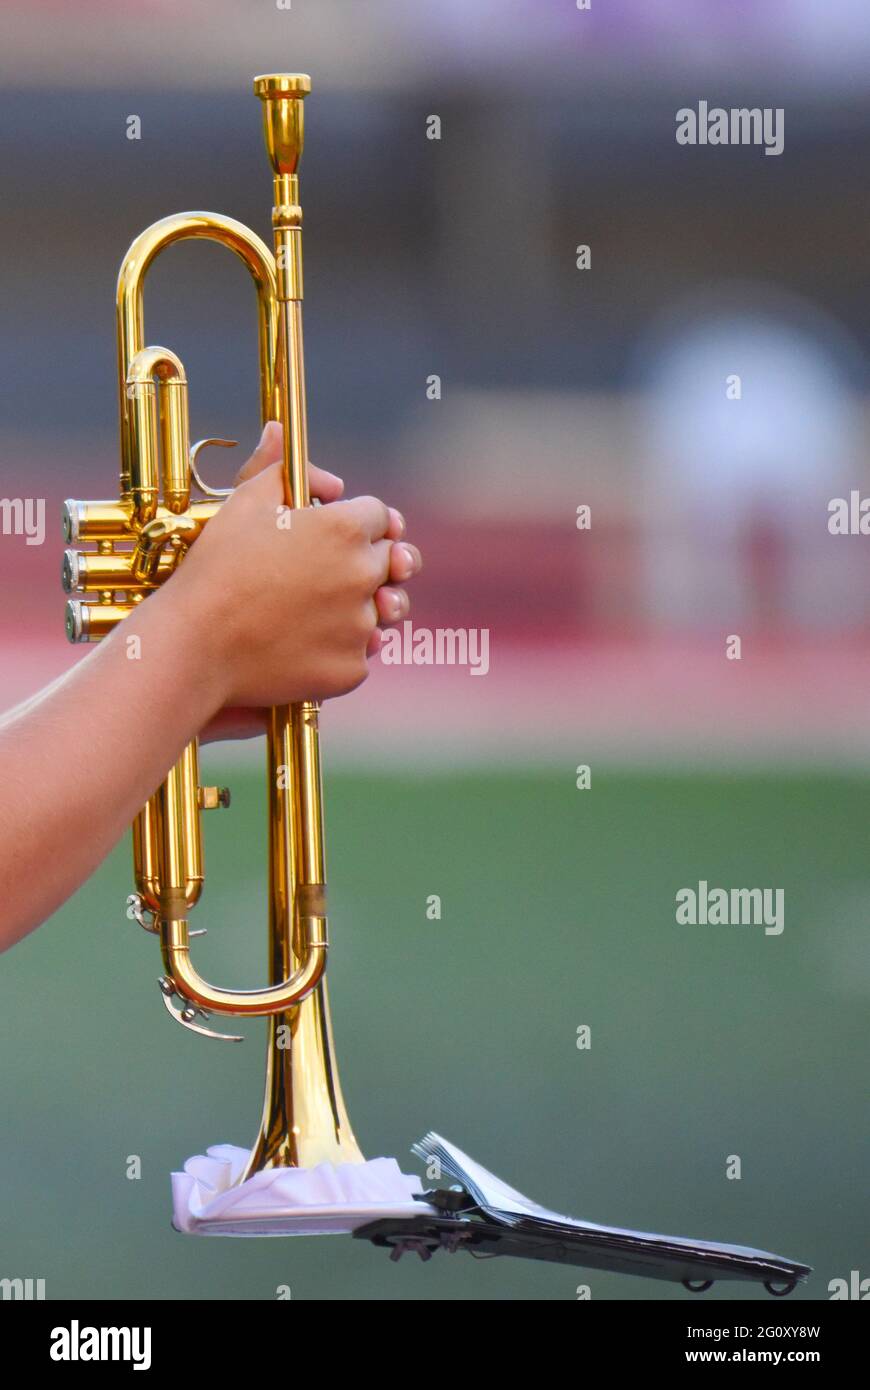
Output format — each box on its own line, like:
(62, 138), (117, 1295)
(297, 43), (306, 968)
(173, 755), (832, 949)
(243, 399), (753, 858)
(309, 462), (345, 503)
(364, 541), (422, 623)
(375, 585), (409, 624)
(389, 542), (421, 583)
(338, 494), (394, 542)
(368, 542), (421, 607)
(363, 580), (408, 660)
(369, 537), (394, 587)
(370, 542), (421, 627)
(226, 458), (422, 645)
(234, 420), (344, 501)
(233, 421), (283, 483)
(385, 507), (405, 541)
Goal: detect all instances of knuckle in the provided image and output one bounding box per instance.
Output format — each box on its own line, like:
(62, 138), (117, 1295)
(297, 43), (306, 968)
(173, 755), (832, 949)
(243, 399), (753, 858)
(348, 552), (377, 593)
(325, 504), (357, 541)
(344, 656), (370, 692)
(354, 603), (377, 639)
(359, 495), (390, 533)
(337, 502), (367, 540)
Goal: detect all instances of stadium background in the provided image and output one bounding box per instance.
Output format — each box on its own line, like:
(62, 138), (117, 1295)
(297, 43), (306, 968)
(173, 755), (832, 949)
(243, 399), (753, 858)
(0, 0), (869, 1300)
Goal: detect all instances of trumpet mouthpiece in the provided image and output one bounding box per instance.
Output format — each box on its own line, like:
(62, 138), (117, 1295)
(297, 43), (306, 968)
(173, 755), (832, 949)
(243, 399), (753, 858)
(254, 73), (311, 176)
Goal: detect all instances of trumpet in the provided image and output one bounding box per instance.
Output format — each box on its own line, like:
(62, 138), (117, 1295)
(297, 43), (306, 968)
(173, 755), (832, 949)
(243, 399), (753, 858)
(62, 75), (364, 1180)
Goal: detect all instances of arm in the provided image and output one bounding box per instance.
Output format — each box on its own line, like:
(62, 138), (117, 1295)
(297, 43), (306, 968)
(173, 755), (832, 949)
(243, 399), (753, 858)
(0, 429), (421, 951)
(0, 579), (223, 948)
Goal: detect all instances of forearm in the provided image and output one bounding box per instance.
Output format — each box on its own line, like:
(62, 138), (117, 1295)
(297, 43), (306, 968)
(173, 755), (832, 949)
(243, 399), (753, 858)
(0, 581), (224, 951)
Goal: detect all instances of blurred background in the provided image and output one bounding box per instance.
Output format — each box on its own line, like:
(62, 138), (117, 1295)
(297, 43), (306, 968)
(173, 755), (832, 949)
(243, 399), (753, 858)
(0, 0), (869, 1301)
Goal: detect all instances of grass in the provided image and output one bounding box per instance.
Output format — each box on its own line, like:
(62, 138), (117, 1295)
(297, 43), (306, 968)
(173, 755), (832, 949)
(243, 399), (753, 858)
(2, 767), (868, 1300)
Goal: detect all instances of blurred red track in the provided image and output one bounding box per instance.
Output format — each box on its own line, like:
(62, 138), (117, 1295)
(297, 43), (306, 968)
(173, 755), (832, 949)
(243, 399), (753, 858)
(4, 634), (870, 766)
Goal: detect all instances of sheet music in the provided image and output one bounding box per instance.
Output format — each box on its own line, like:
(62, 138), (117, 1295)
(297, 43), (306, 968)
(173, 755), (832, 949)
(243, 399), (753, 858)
(412, 1132), (574, 1223)
(411, 1132), (788, 1258)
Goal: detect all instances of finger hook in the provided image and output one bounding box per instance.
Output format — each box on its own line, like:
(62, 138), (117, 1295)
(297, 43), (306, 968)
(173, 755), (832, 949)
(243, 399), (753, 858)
(190, 438), (238, 498)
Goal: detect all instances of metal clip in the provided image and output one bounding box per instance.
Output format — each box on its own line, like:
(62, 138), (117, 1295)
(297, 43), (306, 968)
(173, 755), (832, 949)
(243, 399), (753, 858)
(158, 977), (243, 1042)
(126, 893), (158, 934)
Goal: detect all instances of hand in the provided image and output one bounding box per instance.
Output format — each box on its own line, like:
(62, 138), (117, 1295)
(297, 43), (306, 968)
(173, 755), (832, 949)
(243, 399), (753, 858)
(232, 422), (421, 652)
(164, 423), (422, 732)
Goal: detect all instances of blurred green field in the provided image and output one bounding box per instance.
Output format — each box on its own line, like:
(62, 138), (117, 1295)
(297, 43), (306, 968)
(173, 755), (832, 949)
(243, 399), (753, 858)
(2, 766), (868, 1301)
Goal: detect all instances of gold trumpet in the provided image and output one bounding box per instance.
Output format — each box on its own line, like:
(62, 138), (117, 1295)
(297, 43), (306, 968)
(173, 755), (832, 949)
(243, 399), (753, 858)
(62, 75), (364, 1179)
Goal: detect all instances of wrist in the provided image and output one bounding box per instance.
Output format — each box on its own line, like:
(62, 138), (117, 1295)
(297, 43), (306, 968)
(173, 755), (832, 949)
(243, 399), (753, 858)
(138, 572), (230, 728)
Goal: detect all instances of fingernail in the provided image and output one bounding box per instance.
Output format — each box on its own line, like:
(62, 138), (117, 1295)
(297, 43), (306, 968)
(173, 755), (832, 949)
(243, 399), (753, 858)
(399, 544), (417, 571)
(389, 591), (405, 620)
(393, 509), (406, 536)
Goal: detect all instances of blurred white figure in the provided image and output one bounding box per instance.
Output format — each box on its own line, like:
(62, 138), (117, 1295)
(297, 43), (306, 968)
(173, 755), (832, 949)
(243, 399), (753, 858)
(640, 290), (866, 632)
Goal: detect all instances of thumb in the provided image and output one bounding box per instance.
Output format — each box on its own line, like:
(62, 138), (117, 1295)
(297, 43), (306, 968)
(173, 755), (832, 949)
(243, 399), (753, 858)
(233, 420), (283, 484)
